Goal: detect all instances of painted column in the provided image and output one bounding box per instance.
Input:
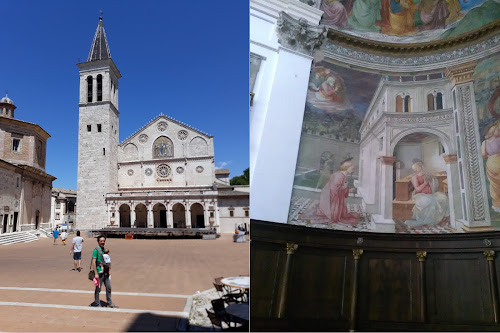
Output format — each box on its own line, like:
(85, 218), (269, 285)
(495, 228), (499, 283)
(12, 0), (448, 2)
(185, 203), (192, 228)
(251, 11), (325, 223)
(167, 203), (173, 228)
(147, 203), (154, 228)
(350, 249), (363, 331)
(275, 243), (298, 319)
(130, 205), (136, 228)
(445, 62), (492, 231)
(416, 251), (428, 322)
(484, 249), (500, 323)
(442, 154), (462, 227)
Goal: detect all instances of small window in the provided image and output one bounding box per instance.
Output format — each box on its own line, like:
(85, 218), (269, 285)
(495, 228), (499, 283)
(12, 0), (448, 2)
(245, 211), (249, 217)
(229, 211), (234, 217)
(112, 212), (115, 217)
(210, 212), (214, 218)
(97, 124), (102, 132)
(55, 213), (60, 220)
(103, 148), (106, 155)
(16, 177), (19, 188)
(56, 202), (61, 209)
(12, 138), (20, 152)
(87, 125), (91, 132)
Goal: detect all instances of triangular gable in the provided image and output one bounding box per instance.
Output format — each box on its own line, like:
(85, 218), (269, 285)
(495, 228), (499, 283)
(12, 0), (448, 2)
(120, 113), (212, 147)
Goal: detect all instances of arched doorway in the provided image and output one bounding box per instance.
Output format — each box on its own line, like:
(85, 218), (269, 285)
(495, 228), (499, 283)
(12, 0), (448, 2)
(392, 132), (451, 223)
(172, 203), (186, 228)
(190, 203), (205, 228)
(135, 204), (147, 228)
(153, 203), (167, 228)
(119, 204), (131, 228)
(35, 210), (40, 229)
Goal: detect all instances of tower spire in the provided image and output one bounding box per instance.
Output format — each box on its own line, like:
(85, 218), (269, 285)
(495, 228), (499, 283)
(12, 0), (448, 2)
(88, 15), (111, 62)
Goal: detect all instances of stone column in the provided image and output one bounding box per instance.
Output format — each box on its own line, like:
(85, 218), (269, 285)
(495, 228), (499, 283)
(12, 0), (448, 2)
(130, 205), (136, 228)
(185, 203), (192, 228)
(203, 202), (209, 228)
(115, 208), (120, 228)
(214, 200), (220, 233)
(147, 203), (154, 228)
(251, 11), (325, 224)
(167, 204), (173, 228)
(371, 156), (396, 232)
(442, 154), (462, 227)
(445, 62), (492, 232)
(106, 204), (111, 227)
(92, 76), (97, 103)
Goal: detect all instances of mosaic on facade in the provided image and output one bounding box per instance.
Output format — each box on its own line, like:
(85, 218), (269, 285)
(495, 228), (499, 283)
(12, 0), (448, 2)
(320, 0), (500, 43)
(288, 55), (500, 233)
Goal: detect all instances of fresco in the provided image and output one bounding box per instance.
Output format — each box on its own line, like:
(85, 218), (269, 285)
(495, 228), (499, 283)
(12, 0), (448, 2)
(475, 53), (500, 228)
(320, 0), (500, 43)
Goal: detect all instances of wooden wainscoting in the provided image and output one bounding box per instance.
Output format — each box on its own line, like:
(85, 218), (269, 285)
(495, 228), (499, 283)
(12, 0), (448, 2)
(250, 220), (500, 331)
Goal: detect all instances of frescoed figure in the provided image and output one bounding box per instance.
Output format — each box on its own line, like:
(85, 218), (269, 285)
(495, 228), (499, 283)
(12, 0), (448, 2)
(321, 0), (349, 28)
(417, 0), (450, 32)
(482, 119), (500, 212)
(347, 0), (382, 32)
(405, 162), (449, 227)
(303, 158), (359, 225)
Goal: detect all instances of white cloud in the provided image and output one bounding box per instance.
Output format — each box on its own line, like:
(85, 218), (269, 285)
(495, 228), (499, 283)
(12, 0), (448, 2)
(215, 161), (231, 169)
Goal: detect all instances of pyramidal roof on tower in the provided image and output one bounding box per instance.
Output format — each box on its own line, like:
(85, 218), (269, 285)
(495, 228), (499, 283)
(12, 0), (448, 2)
(87, 16), (111, 62)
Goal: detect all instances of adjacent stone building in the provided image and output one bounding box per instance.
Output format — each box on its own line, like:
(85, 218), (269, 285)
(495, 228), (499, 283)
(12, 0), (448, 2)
(0, 94), (56, 233)
(76, 17), (249, 233)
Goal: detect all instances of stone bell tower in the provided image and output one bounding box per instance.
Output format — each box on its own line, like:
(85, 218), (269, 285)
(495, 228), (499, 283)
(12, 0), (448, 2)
(76, 16), (121, 230)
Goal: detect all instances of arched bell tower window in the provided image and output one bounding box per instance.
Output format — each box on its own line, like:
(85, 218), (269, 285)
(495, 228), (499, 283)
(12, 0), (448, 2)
(97, 75), (103, 102)
(153, 136), (174, 158)
(87, 76), (93, 103)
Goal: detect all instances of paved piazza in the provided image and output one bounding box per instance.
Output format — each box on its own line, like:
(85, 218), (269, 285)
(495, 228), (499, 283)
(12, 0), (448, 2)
(0, 234), (249, 332)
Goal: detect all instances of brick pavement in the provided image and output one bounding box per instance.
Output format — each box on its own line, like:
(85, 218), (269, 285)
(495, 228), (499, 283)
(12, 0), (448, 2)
(0, 233), (249, 332)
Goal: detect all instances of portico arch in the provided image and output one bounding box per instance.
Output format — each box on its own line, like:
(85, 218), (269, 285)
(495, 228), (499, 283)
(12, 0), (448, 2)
(153, 203), (167, 228)
(172, 203), (186, 228)
(119, 204), (131, 227)
(190, 203), (205, 228)
(135, 204), (147, 228)
(390, 128), (451, 156)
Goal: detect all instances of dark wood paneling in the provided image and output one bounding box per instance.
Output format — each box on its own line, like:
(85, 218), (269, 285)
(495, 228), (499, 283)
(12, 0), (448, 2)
(288, 247), (352, 320)
(250, 241), (283, 319)
(250, 220), (500, 331)
(359, 255), (418, 323)
(426, 254), (491, 323)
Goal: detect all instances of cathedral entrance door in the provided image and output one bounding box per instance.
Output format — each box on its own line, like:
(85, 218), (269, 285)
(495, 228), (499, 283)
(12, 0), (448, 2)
(160, 210), (167, 228)
(196, 215), (205, 228)
(13, 212), (18, 232)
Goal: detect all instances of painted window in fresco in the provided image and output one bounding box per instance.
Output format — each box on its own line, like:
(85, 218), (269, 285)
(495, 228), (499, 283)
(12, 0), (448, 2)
(319, 0), (500, 43)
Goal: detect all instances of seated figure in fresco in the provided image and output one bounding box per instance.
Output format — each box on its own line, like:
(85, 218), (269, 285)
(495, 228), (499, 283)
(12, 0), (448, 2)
(347, 0), (382, 32)
(321, 0), (349, 28)
(317, 76), (343, 102)
(482, 120), (500, 213)
(303, 158), (359, 225)
(405, 162), (449, 227)
(417, 0), (450, 32)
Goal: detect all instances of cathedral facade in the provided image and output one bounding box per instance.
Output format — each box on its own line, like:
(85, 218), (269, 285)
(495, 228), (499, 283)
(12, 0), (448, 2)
(76, 18), (248, 233)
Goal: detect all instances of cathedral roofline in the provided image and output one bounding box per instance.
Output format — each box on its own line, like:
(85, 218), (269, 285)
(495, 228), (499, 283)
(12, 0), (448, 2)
(120, 114), (213, 147)
(0, 116), (51, 139)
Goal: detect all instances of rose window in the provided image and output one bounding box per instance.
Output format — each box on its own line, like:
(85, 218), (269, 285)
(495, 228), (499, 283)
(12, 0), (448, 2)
(178, 130), (188, 140)
(156, 164), (171, 178)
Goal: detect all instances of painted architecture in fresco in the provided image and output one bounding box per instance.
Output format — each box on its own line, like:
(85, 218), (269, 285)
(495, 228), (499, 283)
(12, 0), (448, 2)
(77, 17), (249, 233)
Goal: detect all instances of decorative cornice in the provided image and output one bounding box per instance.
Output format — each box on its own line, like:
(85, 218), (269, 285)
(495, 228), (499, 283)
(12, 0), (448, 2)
(286, 242), (298, 255)
(380, 156), (396, 165)
(353, 249), (363, 260)
(484, 250), (496, 261)
(444, 61), (478, 86)
(325, 20), (500, 56)
(442, 154), (458, 164)
(416, 251), (427, 262)
(323, 28), (500, 70)
(276, 11), (326, 56)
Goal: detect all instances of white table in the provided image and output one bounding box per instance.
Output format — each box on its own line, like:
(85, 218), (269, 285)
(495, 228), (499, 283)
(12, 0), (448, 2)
(220, 276), (249, 289)
(225, 303), (249, 322)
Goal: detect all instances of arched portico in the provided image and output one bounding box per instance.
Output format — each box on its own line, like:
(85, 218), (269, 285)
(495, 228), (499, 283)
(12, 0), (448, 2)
(172, 203), (186, 228)
(153, 203), (167, 228)
(190, 203), (205, 228)
(119, 204), (131, 228)
(135, 204), (147, 228)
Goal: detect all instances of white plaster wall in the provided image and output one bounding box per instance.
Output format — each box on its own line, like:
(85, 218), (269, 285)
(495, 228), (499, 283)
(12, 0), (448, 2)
(422, 137), (447, 173)
(394, 143), (422, 179)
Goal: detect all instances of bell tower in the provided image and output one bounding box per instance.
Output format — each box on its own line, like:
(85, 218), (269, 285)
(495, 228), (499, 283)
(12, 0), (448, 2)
(76, 16), (121, 230)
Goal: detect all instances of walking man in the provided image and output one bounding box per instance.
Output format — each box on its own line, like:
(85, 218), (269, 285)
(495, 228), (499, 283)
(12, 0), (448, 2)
(70, 230), (84, 271)
(53, 228), (59, 245)
(92, 235), (118, 308)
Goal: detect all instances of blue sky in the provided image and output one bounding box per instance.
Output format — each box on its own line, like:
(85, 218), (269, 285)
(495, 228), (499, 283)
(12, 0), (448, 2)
(2, 1), (249, 190)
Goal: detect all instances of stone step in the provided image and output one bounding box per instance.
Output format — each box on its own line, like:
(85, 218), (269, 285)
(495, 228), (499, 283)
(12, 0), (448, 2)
(0, 231), (39, 246)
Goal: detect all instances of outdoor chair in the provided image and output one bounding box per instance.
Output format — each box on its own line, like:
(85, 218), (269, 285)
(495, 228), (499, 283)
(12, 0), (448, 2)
(211, 299), (247, 327)
(206, 309), (226, 331)
(213, 283), (245, 304)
